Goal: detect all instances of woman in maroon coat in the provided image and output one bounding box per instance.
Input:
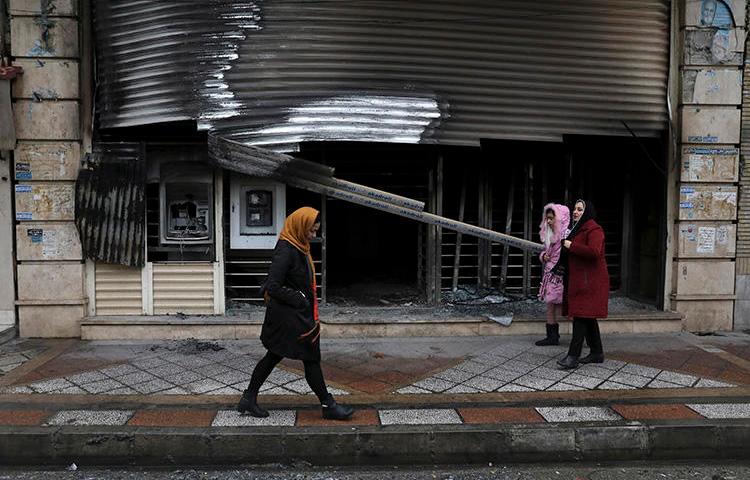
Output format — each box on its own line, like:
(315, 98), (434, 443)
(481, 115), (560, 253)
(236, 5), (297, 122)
(557, 199), (609, 369)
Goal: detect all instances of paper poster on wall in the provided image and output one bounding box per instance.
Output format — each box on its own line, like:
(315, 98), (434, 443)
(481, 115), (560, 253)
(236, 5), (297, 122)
(717, 225), (729, 244)
(697, 226), (716, 253)
(41, 230), (60, 257)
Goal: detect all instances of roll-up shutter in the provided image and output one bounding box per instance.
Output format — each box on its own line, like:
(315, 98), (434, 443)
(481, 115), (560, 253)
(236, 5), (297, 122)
(152, 263), (214, 315)
(94, 0), (669, 150)
(95, 263), (143, 315)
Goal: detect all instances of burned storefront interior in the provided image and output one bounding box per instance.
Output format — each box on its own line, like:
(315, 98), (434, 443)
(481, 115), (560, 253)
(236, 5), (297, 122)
(79, 0), (671, 326)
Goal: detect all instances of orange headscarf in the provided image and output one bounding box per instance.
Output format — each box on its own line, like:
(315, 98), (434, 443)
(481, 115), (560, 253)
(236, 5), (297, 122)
(277, 206), (321, 342)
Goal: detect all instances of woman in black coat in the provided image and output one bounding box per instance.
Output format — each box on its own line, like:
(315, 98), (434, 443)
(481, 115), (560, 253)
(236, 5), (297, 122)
(237, 207), (353, 420)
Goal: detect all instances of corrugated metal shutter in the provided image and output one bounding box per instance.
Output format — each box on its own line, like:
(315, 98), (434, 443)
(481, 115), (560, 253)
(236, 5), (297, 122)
(94, 0), (669, 150)
(152, 263), (214, 314)
(738, 57), (750, 274)
(95, 263), (144, 315)
(75, 142), (146, 267)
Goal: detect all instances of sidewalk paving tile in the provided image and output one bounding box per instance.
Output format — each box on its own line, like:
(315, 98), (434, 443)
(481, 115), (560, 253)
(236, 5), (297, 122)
(454, 360), (493, 375)
(536, 406), (622, 423)
(160, 386), (190, 395)
(612, 404), (703, 420)
(596, 380), (636, 390)
(656, 370), (698, 387)
(546, 382), (585, 391)
(295, 408), (379, 426)
(379, 409), (462, 425)
(0, 410), (50, 426)
(82, 379), (127, 394)
(463, 375), (507, 392)
(45, 410), (134, 426)
(687, 403), (750, 419)
(261, 386), (298, 395)
(131, 379), (175, 394)
(496, 383), (534, 392)
(205, 386), (242, 395)
(458, 407), (545, 424)
(576, 364), (618, 380)
(284, 379), (314, 394)
(62, 371), (110, 386)
(395, 386), (430, 394)
(128, 409), (216, 427)
(99, 364), (140, 378)
(561, 373), (604, 390)
(647, 379), (685, 389)
(607, 371), (652, 388)
(446, 384), (481, 393)
(620, 364), (661, 378)
(694, 378), (734, 388)
(57, 386), (87, 394)
(212, 410), (295, 426)
(117, 371), (160, 386)
(412, 377), (455, 393)
(482, 367), (523, 383)
(514, 374), (557, 390)
(183, 379), (226, 394)
(27, 378), (76, 393)
(210, 370), (250, 386)
(1, 385), (33, 393)
(434, 368), (477, 383)
(598, 359), (627, 371)
(103, 387), (139, 395)
(267, 369), (302, 384)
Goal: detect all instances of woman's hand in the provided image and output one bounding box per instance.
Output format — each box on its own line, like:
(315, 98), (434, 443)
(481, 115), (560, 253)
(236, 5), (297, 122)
(543, 253), (550, 262)
(563, 240), (572, 249)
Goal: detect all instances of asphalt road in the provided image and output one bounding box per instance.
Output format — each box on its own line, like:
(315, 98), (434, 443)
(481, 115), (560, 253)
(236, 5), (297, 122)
(0, 462), (748, 479)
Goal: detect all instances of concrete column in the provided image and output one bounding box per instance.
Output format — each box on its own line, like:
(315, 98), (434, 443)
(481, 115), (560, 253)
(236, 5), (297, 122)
(671, 0), (747, 331)
(9, 0), (84, 337)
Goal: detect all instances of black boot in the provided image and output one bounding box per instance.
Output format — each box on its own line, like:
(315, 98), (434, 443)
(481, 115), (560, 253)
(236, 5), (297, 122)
(557, 355), (579, 369)
(580, 319), (604, 364)
(321, 394), (354, 420)
(237, 390), (269, 418)
(557, 318), (587, 370)
(579, 353), (604, 364)
(535, 324), (560, 346)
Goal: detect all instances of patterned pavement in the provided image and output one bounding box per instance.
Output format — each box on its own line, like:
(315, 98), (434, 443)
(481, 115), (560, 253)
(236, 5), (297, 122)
(0, 338), (736, 397)
(1, 344), (348, 396)
(0, 402), (748, 428)
(0, 339), (46, 378)
(394, 341), (735, 394)
(0, 334), (746, 398)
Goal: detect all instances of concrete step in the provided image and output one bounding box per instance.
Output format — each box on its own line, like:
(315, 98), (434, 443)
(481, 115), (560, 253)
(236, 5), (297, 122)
(81, 309), (683, 340)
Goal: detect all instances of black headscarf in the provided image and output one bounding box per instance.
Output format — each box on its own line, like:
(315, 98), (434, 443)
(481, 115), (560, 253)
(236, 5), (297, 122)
(567, 199), (597, 240)
(551, 199), (597, 278)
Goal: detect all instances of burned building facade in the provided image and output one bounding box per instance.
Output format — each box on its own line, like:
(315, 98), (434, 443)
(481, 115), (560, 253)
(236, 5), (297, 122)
(1, 0), (748, 338)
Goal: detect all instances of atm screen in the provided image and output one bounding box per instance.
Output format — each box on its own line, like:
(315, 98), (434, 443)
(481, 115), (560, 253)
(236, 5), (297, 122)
(245, 189), (273, 227)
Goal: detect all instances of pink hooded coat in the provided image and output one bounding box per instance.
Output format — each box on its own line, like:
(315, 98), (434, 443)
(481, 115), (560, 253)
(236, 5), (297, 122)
(538, 203), (570, 304)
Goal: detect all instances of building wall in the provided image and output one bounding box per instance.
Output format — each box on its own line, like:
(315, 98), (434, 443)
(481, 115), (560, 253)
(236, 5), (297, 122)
(671, 0), (747, 331)
(9, 0), (84, 337)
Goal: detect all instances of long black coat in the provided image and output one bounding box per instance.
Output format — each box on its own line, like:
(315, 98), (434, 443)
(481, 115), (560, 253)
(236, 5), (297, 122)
(260, 240), (320, 361)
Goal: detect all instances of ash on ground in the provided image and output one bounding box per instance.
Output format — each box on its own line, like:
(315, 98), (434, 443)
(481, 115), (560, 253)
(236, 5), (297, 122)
(148, 338), (225, 354)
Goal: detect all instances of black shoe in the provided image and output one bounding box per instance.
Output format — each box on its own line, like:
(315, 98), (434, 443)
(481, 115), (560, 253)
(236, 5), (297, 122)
(557, 355), (579, 370)
(535, 324), (560, 346)
(535, 336), (559, 346)
(322, 395), (354, 420)
(579, 353), (604, 364)
(237, 392), (269, 418)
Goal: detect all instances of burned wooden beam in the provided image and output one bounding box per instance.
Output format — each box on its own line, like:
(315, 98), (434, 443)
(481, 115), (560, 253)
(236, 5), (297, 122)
(209, 133), (544, 253)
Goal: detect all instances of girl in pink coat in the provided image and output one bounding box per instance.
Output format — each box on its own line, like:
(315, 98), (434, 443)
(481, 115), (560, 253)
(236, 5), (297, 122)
(535, 203), (570, 346)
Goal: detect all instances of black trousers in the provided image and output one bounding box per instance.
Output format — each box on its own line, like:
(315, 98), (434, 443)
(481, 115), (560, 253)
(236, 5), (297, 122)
(567, 317), (603, 358)
(244, 350), (329, 403)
